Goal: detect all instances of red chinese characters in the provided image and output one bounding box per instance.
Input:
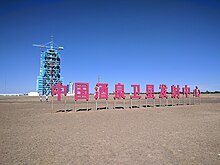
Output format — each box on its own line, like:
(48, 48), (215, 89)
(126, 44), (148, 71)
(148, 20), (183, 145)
(193, 86), (201, 97)
(94, 83), (108, 100)
(182, 85), (190, 98)
(145, 84), (155, 99)
(171, 85), (180, 99)
(114, 83), (126, 99)
(52, 82), (67, 101)
(159, 84), (168, 99)
(51, 82), (201, 104)
(130, 84), (141, 99)
(74, 82), (89, 101)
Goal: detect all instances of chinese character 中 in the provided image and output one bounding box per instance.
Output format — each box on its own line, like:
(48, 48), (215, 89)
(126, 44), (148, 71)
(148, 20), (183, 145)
(52, 82), (67, 101)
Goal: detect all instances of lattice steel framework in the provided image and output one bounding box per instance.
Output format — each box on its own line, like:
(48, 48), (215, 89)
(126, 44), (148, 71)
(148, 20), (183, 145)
(34, 37), (64, 95)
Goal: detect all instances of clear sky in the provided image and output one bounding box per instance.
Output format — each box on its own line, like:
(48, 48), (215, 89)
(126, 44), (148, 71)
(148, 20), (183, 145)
(0, 0), (219, 93)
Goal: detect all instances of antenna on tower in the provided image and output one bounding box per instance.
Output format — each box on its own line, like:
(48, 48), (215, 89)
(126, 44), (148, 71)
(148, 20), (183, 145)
(98, 74), (100, 83)
(4, 79), (6, 94)
(50, 35), (54, 49)
(33, 36), (64, 50)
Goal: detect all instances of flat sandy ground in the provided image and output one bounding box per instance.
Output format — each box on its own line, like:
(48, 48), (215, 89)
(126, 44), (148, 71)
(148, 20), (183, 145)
(0, 94), (220, 164)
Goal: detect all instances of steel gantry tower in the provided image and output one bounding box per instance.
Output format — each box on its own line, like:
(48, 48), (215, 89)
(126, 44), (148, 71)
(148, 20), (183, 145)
(33, 36), (64, 95)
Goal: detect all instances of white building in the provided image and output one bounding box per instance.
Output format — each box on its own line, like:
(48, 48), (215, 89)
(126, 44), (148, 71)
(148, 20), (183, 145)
(28, 92), (39, 96)
(0, 94), (21, 96)
(67, 82), (74, 94)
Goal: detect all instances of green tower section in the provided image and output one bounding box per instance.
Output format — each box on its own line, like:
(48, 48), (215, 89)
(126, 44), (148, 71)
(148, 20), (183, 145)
(34, 37), (64, 95)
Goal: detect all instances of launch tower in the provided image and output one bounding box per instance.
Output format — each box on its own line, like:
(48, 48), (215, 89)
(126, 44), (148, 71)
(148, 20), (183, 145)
(33, 36), (64, 95)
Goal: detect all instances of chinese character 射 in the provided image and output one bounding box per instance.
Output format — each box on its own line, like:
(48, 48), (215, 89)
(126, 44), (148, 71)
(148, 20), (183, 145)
(171, 85), (180, 99)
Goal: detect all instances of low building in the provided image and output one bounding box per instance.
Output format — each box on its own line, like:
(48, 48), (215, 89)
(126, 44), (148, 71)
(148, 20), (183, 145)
(28, 92), (39, 96)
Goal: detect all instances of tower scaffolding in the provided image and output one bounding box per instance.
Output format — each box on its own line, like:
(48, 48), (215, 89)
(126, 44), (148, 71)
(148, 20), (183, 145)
(33, 36), (64, 95)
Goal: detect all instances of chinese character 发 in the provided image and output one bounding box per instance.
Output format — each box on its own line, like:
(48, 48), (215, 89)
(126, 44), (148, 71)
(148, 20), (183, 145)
(94, 83), (108, 100)
(74, 82), (89, 101)
(114, 83), (126, 100)
(52, 82), (67, 101)
(159, 84), (168, 99)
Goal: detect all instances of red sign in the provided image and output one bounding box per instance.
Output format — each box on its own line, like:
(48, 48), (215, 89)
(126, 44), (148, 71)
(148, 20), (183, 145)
(94, 83), (108, 100)
(171, 85), (180, 99)
(52, 82), (67, 101)
(114, 83), (126, 100)
(145, 84), (155, 99)
(130, 84), (141, 99)
(159, 84), (168, 99)
(51, 82), (201, 101)
(193, 86), (201, 97)
(182, 85), (190, 98)
(74, 82), (89, 101)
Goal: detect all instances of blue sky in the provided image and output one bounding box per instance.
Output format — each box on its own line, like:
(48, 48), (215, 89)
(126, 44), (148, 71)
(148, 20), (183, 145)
(0, 0), (219, 93)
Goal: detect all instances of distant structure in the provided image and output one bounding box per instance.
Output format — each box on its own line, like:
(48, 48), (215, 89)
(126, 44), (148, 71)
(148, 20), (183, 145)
(33, 36), (64, 95)
(67, 82), (74, 95)
(28, 92), (39, 96)
(0, 94), (22, 96)
(98, 74), (100, 83)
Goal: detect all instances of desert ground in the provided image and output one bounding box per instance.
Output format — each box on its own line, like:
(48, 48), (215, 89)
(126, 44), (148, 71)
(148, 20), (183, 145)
(0, 94), (220, 164)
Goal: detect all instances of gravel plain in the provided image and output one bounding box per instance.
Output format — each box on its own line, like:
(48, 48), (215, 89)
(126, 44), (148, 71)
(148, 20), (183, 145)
(0, 94), (220, 164)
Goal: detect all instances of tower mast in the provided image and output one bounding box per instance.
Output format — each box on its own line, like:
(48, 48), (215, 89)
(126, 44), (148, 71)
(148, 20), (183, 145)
(33, 37), (64, 95)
